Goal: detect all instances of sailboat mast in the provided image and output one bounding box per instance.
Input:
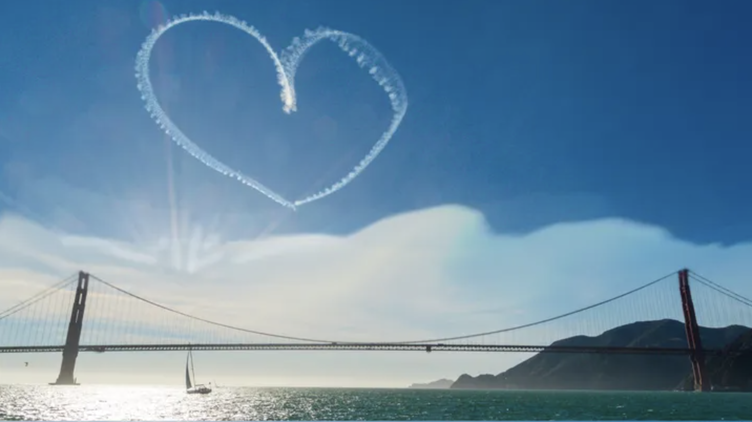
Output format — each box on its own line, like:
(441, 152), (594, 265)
(190, 348), (197, 384)
(185, 353), (192, 390)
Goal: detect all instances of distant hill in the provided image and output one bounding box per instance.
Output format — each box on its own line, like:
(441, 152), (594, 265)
(408, 378), (454, 389)
(451, 319), (749, 391)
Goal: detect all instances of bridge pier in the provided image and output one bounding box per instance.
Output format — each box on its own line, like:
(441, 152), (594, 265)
(678, 268), (710, 392)
(51, 271), (89, 386)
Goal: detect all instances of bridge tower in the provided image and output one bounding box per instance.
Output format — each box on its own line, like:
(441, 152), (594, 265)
(51, 271), (90, 385)
(678, 268), (709, 392)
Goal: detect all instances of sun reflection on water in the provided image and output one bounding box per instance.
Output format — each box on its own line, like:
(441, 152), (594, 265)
(2, 384), (749, 420)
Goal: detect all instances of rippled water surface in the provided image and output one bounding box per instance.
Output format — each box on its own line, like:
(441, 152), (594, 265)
(1, 385), (751, 420)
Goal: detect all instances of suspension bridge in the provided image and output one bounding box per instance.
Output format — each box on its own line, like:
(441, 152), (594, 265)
(1, 268), (751, 391)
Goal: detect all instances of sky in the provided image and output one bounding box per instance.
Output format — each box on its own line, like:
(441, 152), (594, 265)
(1, 0), (752, 387)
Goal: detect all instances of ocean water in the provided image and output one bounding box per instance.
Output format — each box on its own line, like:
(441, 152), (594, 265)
(0, 385), (751, 420)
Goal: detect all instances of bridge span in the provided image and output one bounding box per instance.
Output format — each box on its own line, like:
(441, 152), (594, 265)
(0, 342), (746, 356)
(1, 268), (751, 391)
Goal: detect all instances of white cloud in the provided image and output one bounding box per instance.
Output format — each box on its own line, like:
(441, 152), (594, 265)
(0, 205), (751, 387)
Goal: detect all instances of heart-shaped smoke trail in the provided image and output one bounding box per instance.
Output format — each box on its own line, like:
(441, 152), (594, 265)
(135, 12), (408, 210)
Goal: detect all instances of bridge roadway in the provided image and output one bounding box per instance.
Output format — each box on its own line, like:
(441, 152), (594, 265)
(0, 343), (746, 355)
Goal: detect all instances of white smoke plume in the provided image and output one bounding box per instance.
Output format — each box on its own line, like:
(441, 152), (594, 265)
(134, 12), (408, 210)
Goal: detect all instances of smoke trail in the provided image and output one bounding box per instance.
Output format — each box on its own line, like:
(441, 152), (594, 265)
(135, 12), (408, 210)
(135, 12), (296, 209)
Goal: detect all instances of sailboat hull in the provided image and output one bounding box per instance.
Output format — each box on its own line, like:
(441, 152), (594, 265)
(187, 387), (212, 395)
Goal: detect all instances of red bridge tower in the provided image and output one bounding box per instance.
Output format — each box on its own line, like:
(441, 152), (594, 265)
(678, 268), (709, 392)
(51, 271), (89, 385)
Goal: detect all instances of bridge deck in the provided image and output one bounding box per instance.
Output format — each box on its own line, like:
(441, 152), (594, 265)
(0, 343), (745, 355)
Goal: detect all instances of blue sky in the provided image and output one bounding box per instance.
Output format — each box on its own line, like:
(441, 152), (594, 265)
(2, 0), (752, 243)
(1, 0), (752, 387)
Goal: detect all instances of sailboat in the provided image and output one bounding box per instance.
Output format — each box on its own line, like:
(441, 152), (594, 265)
(185, 348), (212, 395)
